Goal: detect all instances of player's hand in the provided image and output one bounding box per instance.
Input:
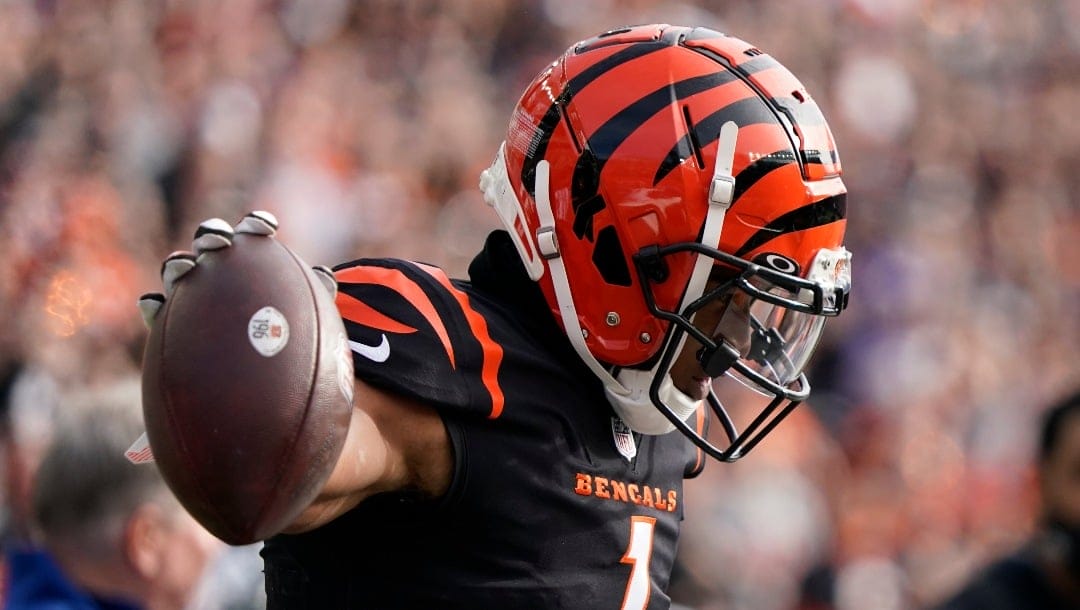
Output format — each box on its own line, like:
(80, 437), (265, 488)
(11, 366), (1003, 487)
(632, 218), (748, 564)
(128, 210), (342, 468)
(137, 211), (339, 328)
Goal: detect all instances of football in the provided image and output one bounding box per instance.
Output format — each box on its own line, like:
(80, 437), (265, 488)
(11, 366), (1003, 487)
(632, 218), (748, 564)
(141, 232), (354, 545)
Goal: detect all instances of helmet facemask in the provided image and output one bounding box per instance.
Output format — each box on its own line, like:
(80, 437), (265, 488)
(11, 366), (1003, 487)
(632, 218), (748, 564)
(632, 240), (851, 461)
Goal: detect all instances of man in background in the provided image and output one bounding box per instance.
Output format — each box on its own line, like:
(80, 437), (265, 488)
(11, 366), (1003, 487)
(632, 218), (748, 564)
(28, 377), (262, 610)
(935, 388), (1080, 609)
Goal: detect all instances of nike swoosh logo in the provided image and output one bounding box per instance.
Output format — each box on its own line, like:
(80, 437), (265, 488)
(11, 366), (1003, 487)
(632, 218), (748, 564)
(349, 335), (390, 363)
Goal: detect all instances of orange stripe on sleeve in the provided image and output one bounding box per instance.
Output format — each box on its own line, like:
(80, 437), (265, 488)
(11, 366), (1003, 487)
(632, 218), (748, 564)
(415, 263), (506, 419)
(336, 265), (455, 368)
(335, 292), (418, 335)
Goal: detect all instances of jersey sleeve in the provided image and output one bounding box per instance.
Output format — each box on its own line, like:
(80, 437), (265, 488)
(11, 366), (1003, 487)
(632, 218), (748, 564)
(332, 258), (505, 420)
(333, 257), (704, 479)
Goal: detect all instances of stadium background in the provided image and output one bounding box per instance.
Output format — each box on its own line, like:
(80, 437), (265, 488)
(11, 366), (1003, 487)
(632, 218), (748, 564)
(1, 1), (1078, 608)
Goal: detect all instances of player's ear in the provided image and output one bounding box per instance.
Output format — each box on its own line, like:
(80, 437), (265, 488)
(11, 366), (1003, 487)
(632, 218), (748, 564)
(123, 502), (167, 579)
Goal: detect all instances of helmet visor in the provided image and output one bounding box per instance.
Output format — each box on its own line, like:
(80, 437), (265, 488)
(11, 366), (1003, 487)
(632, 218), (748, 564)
(712, 279), (827, 390)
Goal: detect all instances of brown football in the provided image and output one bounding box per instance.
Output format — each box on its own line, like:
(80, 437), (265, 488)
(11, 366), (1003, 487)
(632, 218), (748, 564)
(141, 233), (354, 545)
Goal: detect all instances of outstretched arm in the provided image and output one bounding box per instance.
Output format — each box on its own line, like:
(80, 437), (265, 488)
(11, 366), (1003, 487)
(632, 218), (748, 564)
(285, 379), (452, 533)
(138, 211), (451, 543)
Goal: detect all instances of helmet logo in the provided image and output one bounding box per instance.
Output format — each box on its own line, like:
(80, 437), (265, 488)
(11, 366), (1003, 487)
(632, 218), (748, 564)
(757, 253), (799, 275)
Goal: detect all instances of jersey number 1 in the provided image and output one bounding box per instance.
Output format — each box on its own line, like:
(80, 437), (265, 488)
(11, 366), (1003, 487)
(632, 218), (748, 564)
(620, 516), (657, 610)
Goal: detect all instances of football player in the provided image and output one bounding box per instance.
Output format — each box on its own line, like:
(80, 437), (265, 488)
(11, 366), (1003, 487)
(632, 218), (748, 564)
(140, 24), (851, 609)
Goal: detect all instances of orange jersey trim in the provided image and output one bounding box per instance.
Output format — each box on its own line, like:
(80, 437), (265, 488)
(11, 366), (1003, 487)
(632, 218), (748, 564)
(692, 403), (706, 475)
(336, 292), (418, 335)
(336, 265), (456, 368)
(415, 263), (506, 419)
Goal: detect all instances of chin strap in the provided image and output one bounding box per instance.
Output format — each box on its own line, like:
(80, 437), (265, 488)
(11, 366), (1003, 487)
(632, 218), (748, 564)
(608, 369), (701, 434)
(608, 121), (740, 434)
(534, 160), (631, 395)
(684, 120), (738, 313)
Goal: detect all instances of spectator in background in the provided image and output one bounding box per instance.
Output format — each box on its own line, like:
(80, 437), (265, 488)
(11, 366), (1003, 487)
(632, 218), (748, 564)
(933, 388), (1080, 610)
(27, 377), (262, 610)
(0, 362), (103, 610)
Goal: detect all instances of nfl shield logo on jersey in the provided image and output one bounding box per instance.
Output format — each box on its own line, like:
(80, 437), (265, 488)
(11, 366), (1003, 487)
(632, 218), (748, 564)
(611, 417), (637, 461)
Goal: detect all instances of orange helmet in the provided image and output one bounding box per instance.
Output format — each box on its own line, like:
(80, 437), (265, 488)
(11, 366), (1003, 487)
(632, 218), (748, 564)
(480, 24), (851, 461)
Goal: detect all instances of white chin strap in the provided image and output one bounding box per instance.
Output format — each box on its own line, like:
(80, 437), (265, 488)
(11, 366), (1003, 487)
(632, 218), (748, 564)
(479, 122), (739, 435)
(606, 369), (702, 434)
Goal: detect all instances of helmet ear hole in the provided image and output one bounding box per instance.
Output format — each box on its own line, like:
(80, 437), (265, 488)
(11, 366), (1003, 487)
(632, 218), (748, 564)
(592, 226), (633, 287)
(571, 150), (604, 240)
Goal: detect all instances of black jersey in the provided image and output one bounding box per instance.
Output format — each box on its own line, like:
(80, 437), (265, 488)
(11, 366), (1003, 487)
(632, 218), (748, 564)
(262, 232), (706, 609)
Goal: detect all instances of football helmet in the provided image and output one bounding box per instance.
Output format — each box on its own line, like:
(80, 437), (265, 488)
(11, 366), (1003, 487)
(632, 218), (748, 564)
(479, 24), (851, 461)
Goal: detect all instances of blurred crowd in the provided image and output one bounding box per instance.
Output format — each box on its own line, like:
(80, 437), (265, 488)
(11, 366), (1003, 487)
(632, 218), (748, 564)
(0, 0), (1078, 608)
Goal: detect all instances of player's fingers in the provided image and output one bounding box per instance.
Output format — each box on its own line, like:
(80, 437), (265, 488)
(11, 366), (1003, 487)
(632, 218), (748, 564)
(137, 292), (165, 328)
(235, 210), (278, 236)
(312, 265), (337, 297)
(161, 251), (197, 295)
(193, 218), (234, 254)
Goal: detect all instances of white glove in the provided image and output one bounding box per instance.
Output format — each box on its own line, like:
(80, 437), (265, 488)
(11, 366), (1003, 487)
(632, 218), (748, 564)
(137, 211), (338, 328)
